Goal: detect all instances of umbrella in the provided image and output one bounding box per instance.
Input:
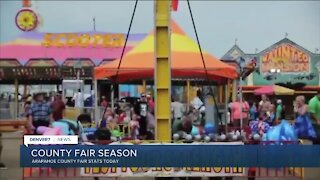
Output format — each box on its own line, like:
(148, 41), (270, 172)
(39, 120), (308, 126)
(276, 82), (306, 89)
(254, 85), (295, 95)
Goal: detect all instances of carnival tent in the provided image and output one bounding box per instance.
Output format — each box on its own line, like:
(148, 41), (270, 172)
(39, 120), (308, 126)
(95, 21), (237, 83)
(254, 85), (295, 95)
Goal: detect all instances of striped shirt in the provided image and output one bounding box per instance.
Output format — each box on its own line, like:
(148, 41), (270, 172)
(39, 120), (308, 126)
(28, 102), (52, 121)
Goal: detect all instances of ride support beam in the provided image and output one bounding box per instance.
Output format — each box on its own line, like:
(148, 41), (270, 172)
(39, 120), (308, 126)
(187, 80), (190, 111)
(142, 80), (147, 94)
(154, 0), (171, 141)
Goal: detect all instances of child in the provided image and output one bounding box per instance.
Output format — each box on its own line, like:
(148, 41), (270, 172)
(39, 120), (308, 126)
(250, 112), (270, 137)
(129, 113), (140, 139)
(172, 115), (193, 134)
(123, 107), (132, 123)
(117, 110), (126, 124)
(51, 114), (92, 142)
(98, 107), (113, 128)
(77, 114), (95, 141)
(249, 102), (257, 121)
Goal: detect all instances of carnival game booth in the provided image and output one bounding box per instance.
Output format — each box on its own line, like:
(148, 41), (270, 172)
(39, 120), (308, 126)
(0, 31), (147, 120)
(95, 21), (238, 138)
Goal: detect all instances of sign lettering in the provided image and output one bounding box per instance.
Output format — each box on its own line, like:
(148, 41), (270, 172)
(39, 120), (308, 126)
(80, 142), (245, 177)
(261, 44), (310, 73)
(81, 167), (245, 177)
(41, 33), (125, 48)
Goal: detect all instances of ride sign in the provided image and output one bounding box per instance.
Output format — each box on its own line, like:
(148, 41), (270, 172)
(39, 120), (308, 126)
(260, 43), (310, 73)
(41, 33), (125, 48)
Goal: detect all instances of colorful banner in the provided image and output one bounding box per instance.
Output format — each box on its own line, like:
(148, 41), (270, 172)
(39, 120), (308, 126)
(80, 167), (245, 177)
(261, 43), (310, 73)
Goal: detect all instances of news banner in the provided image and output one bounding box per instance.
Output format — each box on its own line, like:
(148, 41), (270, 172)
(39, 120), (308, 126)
(21, 135), (320, 168)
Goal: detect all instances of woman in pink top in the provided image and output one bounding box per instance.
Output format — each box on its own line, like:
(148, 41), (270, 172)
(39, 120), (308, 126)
(229, 95), (250, 130)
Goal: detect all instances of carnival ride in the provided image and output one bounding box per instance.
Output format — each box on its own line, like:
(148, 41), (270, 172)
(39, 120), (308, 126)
(1, 0), (307, 179)
(94, 0), (237, 141)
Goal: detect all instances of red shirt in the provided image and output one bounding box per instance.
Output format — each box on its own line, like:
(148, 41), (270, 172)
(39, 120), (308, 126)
(148, 99), (155, 110)
(118, 113), (126, 123)
(230, 101), (249, 121)
(51, 100), (65, 121)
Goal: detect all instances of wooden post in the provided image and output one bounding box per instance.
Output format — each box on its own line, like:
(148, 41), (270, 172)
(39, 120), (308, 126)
(219, 85), (223, 103)
(227, 79), (231, 102)
(154, 0), (171, 142)
(232, 79), (237, 102)
(23, 85), (27, 97)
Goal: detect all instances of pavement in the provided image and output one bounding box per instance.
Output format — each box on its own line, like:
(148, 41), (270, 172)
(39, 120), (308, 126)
(0, 132), (319, 180)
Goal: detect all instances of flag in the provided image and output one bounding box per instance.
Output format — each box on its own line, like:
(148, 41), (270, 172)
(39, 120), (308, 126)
(172, 0), (179, 11)
(23, 0), (31, 7)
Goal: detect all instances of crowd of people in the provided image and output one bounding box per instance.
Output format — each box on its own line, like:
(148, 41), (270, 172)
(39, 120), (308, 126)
(0, 88), (319, 170)
(228, 91), (320, 143)
(16, 89), (205, 142)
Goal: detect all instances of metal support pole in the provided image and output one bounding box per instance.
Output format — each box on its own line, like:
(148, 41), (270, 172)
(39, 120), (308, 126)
(224, 83), (228, 134)
(76, 69), (80, 80)
(187, 80), (190, 112)
(111, 84), (114, 111)
(227, 79), (231, 102)
(94, 79), (98, 124)
(154, 0), (171, 141)
(14, 79), (19, 119)
(239, 76), (243, 132)
(142, 80), (147, 94)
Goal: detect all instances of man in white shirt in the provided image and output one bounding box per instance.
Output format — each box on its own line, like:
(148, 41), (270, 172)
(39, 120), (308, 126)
(73, 89), (83, 108)
(171, 96), (185, 121)
(191, 96), (203, 109)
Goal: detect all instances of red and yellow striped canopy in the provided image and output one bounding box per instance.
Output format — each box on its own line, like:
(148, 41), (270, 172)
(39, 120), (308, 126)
(95, 21), (237, 82)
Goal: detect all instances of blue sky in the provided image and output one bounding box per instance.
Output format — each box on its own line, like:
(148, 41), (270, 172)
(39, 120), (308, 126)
(0, 0), (319, 57)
